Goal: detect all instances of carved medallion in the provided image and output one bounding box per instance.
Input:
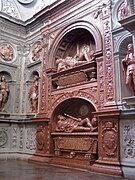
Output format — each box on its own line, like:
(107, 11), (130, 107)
(80, 44), (90, 54)
(0, 44), (14, 61)
(79, 105), (89, 116)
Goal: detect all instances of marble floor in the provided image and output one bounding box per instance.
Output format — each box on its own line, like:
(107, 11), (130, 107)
(0, 160), (134, 180)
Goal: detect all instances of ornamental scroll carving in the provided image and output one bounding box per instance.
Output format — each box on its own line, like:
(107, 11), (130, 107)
(104, 20), (114, 102)
(102, 121), (117, 156)
(40, 33), (49, 112)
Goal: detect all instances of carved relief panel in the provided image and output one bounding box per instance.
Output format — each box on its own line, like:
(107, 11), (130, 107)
(98, 114), (119, 160)
(0, 126), (8, 149)
(121, 120), (135, 159)
(31, 41), (42, 62)
(26, 127), (36, 151)
(36, 123), (51, 154)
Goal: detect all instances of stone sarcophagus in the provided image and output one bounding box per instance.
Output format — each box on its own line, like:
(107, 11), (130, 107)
(51, 61), (97, 89)
(52, 133), (98, 160)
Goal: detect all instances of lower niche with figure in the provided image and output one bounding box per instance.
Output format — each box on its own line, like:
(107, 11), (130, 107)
(51, 98), (98, 168)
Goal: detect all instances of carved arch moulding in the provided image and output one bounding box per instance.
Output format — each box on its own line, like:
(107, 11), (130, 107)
(51, 90), (99, 113)
(47, 20), (103, 69)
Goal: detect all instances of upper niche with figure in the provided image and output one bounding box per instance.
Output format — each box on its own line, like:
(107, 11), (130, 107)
(55, 28), (96, 72)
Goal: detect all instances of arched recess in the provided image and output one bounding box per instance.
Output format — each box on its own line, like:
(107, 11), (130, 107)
(118, 36), (133, 97)
(0, 71), (12, 81)
(48, 20), (102, 69)
(0, 71), (12, 112)
(29, 70), (40, 80)
(51, 97), (97, 132)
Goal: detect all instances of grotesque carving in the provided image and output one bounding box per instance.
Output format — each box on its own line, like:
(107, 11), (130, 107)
(0, 44), (14, 61)
(28, 75), (39, 113)
(32, 42), (42, 61)
(122, 43), (135, 96)
(0, 76), (10, 112)
(55, 114), (98, 133)
(56, 50), (95, 72)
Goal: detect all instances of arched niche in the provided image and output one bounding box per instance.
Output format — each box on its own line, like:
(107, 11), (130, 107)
(29, 71), (39, 80)
(48, 20), (102, 69)
(119, 36), (133, 97)
(0, 71), (12, 113)
(0, 71), (12, 81)
(51, 97), (96, 132)
(51, 97), (98, 163)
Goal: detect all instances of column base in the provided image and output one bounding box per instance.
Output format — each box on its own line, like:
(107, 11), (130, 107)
(90, 160), (123, 176)
(28, 154), (53, 164)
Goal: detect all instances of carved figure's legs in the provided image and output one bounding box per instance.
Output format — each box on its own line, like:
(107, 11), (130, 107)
(126, 73), (135, 96)
(79, 118), (97, 132)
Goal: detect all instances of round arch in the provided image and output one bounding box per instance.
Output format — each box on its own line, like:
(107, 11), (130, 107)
(48, 20), (102, 69)
(51, 97), (97, 119)
(50, 97), (98, 133)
